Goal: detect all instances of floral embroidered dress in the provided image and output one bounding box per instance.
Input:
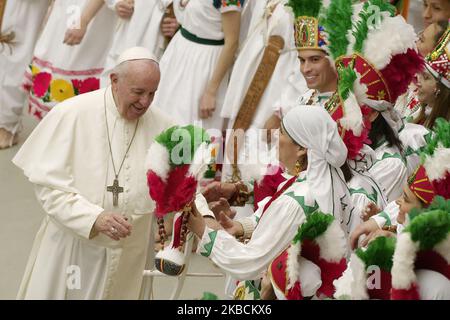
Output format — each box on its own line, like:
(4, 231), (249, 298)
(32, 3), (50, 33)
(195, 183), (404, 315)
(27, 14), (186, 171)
(0, 0), (51, 136)
(23, 0), (115, 120)
(152, 0), (244, 131)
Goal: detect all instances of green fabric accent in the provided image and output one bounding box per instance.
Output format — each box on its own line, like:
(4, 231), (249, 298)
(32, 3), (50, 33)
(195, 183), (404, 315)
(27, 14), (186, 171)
(245, 281), (261, 300)
(293, 211), (334, 244)
(201, 230), (218, 257)
(337, 66), (357, 101)
(287, 0), (323, 18)
(296, 176), (307, 183)
(180, 26), (225, 46)
(403, 145), (418, 158)
(378, 211), (392, 226)
(349, 186), (379, 204)
(284, 192), (319, 217)
(201, 292), (219, 300)
(405, 207), (450, 251)
(320, 0), (353, 60)
(155, 125), (210, 167)
(372, 151), (406, 167)
(356, 236), (396, 272)
(372, 137), (387, 150)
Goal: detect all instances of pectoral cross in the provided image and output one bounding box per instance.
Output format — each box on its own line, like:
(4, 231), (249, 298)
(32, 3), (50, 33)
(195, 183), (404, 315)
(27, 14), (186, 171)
(107, 178), (123, 207)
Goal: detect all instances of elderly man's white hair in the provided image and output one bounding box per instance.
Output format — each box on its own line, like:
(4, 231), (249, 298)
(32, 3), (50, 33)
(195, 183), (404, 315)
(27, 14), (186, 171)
(112, 47), (159, 75)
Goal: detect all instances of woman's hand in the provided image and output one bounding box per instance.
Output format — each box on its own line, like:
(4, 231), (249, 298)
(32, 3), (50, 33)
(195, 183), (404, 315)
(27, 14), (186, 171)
(63, 25), (87, 46)
(349, 218), (380, 250)
(199, 91), (216, 119)
(217, 211), (242, 237)
(161, 17), (179, 38)
(202, 182), (237, 202)
(361, 202), (381, 222)
(187, 202), (207, 238)
(209, 198), (236, 220)
(115, 0), (134, 19)
(360, 229), (396, 247)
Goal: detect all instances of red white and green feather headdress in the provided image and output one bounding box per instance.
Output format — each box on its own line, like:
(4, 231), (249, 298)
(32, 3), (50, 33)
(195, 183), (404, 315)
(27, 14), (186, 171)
(286, 0), (328, 51)
(391, 198), (450, 299)
(145, 125), (212, 276)
(146, 125), (212, 218)
(269, 212), (347, 299)
(321, 0), (424, 159)
(408, 118), (450, 205)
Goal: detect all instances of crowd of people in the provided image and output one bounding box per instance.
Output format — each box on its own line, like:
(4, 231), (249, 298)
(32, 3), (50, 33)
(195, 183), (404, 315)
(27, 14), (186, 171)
(0, 0), (449, 300)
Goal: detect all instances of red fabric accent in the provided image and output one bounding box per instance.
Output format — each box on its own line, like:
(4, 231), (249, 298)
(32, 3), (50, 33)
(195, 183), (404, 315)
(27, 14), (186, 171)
(270, 250), (289, 295)
(342, 122), (371, 160)
(391, 283), (420, 300)
(368, 270), (392, 300)
(416, 250), (450, 280)
(432, 172), (450, 200)
(409, 166), (436, 205)
(287, 282), (303, 300)
(326, 96), (372, 160)
(270, 248), (304, 300)
(301, 240), (347, 298)
(147, 171), (167, 218)
(341, 54), (393, 103)
(171, 214), (184, 249)
(253, 165), (287, 211)
(258, 176), (297, 224)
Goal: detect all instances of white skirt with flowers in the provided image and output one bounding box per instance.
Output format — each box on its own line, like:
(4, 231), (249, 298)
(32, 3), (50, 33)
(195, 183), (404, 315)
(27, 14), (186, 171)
(23, 0), (115, 120)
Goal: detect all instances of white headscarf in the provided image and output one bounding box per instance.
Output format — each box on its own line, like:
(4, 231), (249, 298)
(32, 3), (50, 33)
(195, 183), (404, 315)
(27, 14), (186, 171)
(282, 106), (349, 218)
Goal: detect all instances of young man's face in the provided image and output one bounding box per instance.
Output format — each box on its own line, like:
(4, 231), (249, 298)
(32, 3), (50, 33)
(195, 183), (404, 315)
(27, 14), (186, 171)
(299, 49), (337, 93)
(422, 0), (450, 27)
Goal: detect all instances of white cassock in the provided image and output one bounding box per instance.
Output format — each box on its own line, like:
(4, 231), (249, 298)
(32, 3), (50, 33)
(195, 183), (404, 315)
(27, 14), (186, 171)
(13, 87), (174, 299)
(0, 0), (51, 136)
(100, 0), (172, 86)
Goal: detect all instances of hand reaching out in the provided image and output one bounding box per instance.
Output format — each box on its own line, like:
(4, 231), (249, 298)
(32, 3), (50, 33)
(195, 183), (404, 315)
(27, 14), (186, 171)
(361, 202), (381, 222)
(202, 182), (237, 202)
(209, 198), (236, 220)
(115, 0), (134, 19)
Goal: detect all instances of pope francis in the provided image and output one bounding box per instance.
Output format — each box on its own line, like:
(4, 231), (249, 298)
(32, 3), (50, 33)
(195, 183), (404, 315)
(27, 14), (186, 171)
(12, 47), (175, 299)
